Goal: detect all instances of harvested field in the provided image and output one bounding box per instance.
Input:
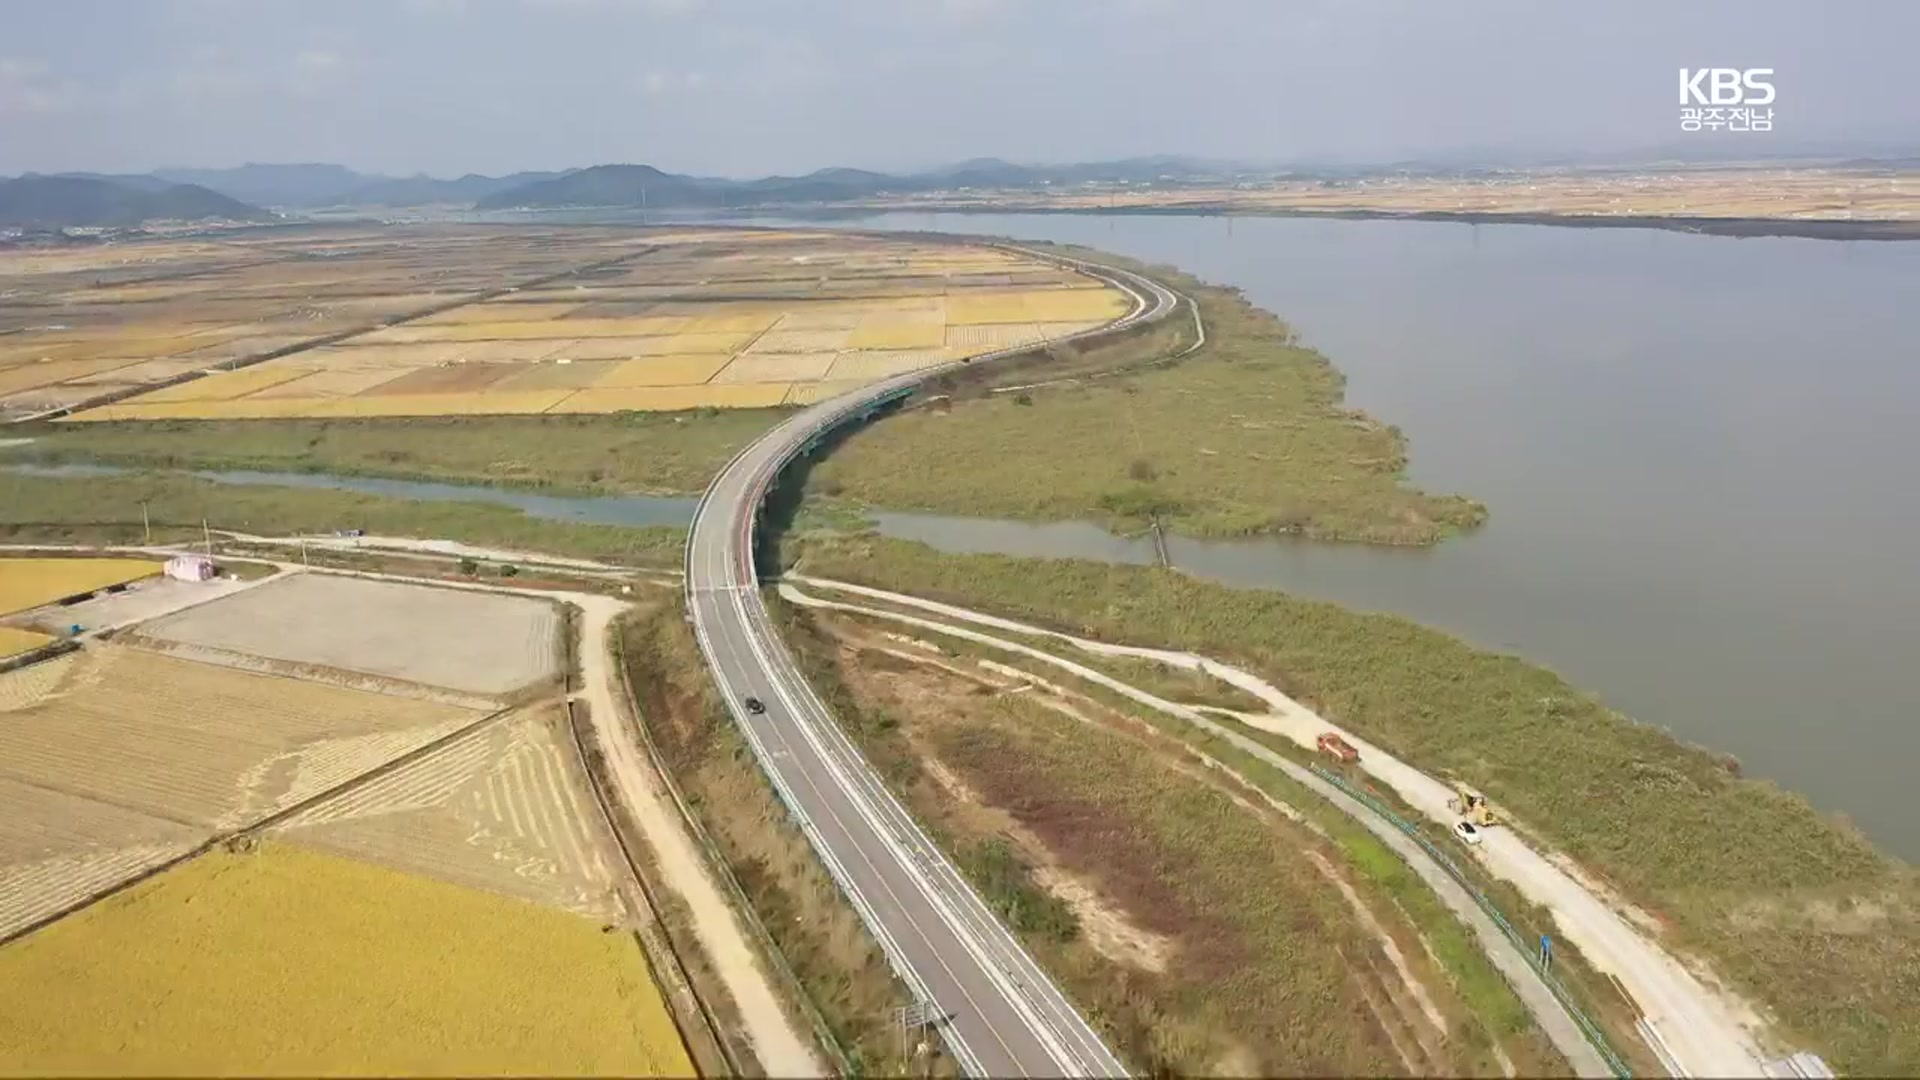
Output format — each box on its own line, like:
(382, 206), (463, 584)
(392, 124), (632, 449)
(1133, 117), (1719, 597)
(26, 227), (1125, 421)
(316, 390), (577, 418)
(551, 335), (703, 361)
(0, 844), (691, 1076)
(771, 306), (866, 331)
(360, 362), (521, 396)
(138, 573), (559, 696)
(565, 384), (795, 412)
(0, 645), (477, 830)
(946, 322), (1046, 349)
(134, 366), (317, 403)
(247, 368), (409, 399)
(711, 351), (839, 383)
(0, 644), (479, 937)
(490, 359), (622, 391)
(416, 301), (586, 324)
(278, 706), (622, 919)
(0, 557), (160, 615)
(846, 322), (947, 350)
(746, 328), (853, 353)
(684, 311), (785, 335)
(786, 379), (869, 405)
(0, 774), (201, 940)
(828, 349), (961, 381)
(594, 354), (737, 386)
(61, 357), (209, 386)
(0, 359), (143, 397)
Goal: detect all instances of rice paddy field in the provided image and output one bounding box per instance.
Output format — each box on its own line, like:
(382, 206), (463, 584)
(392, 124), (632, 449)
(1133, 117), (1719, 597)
(0, 626), (53, 660)
(0, 843), (690, 1077)
(0, 570), (682, 1074)
(0, 645), (480, 938)
(0, 225), (1129, 421)
(276, 704), (625, 919)
(0, 556), (161, 614)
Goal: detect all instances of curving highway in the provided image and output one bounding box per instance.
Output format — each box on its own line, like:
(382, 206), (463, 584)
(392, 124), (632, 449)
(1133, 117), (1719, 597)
(685, 243), (1181, 1077)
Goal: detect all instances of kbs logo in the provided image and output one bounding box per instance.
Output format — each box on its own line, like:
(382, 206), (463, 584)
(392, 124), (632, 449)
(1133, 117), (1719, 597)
(1678, 68), (1775, 132)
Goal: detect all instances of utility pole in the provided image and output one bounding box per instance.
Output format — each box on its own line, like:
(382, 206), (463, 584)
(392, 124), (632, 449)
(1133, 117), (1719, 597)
(201, 518), (213, 558)
(141, 500), (151, 545)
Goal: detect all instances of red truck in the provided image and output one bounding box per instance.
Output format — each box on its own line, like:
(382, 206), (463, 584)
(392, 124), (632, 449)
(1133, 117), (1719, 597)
(1316, 732), (1360, 764)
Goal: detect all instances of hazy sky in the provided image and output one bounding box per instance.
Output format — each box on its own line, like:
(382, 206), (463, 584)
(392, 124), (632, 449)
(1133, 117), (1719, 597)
(3, 0), (1914, 177)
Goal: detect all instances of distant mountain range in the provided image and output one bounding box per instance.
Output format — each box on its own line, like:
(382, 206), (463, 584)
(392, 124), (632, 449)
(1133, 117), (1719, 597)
(470, 156), (1251, 211)
(0, 175), (269, 230)
(147, 163), (571, 209)
(53, 157), (1238, 213)
(11, 144), (1918, 224)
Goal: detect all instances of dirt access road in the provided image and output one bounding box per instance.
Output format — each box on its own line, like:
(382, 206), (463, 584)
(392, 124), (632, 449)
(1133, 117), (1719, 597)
(784, 574), (1774, 1079)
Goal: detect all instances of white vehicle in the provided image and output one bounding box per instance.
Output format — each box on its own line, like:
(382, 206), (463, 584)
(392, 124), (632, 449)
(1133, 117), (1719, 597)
(1452, 819), (1483, 846)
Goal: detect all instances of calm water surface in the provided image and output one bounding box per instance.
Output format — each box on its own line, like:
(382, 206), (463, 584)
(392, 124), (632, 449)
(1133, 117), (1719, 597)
(738, 211), (1920, 857)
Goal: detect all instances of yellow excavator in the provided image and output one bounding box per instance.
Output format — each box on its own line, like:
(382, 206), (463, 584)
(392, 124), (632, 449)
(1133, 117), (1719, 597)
(1448, 782), (1500, 827)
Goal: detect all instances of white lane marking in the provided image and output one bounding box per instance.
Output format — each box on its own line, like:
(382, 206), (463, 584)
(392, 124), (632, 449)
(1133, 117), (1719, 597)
(735, 596), (1106, 1077)
(726, 590), (1101, 1077)
(713, 591), (1013, 1076)
(693, 588), (971, 1069)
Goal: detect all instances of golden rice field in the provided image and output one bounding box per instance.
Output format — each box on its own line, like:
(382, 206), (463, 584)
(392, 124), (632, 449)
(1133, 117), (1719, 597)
(0, 225), (1133, 421)
(0, 844), (690, 1077)
(0, 557), (161, 616)
(0, 627), (54, 661)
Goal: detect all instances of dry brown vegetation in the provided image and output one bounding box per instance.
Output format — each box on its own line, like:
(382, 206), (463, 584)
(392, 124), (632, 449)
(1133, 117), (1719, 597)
(781, 600), (1568, 1076)
(794, 535), (1920, 1074)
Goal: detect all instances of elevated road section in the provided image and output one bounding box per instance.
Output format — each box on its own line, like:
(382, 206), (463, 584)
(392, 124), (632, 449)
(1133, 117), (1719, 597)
(686, 244), (1180, 1077)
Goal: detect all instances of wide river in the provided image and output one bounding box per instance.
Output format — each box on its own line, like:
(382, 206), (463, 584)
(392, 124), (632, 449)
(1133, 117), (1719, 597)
(710, 209), (1920, 858)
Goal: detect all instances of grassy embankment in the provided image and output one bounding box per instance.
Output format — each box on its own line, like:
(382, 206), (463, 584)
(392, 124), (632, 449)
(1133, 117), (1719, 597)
(804, 257), (1486, 545)
(613, 601), (915, 1075)
(772, 597), (1570, 1077)
(0, 470), (685, 567)
(0, 409), (783, 496)
(791, 534), (1919, 1076)
(811, 598), (1654, 1073)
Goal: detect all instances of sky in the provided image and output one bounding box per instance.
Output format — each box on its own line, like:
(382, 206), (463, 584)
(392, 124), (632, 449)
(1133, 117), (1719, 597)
(2, 0), (1915, 178)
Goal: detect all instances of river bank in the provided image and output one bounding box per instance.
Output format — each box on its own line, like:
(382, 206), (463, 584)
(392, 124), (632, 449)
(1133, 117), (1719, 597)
(787, 532), (1918, 1076)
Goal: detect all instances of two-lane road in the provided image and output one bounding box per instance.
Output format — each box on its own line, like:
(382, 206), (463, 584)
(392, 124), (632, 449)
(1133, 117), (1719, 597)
(686, 244), (1180, 1077)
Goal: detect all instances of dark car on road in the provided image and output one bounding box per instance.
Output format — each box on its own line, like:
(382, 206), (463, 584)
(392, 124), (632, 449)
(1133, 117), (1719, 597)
(744, 696), (766, 715)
